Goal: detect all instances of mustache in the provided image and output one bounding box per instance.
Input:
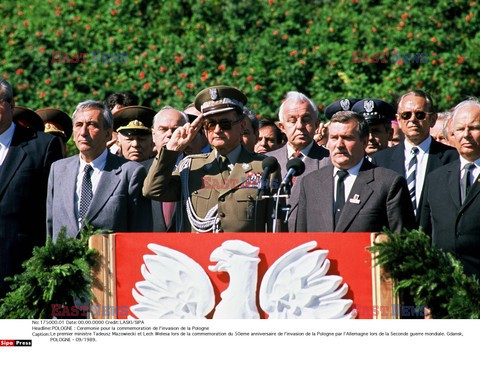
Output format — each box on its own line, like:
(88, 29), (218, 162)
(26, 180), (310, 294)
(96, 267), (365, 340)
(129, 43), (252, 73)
(332, 149), (350, 156)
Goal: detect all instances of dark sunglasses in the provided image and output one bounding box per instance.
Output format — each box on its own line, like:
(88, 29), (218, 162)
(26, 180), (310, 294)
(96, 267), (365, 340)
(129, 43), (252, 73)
(203, 116), (243, 131)
(398, 111), (432, 121)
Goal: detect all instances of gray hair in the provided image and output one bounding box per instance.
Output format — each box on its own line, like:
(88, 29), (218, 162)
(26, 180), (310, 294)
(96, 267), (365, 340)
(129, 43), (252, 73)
(451, 98), (480, 123)
(72, 100), (113, 129)
(278, 91), (319, 122)
(329, 111), (370, 140)
(397, 89), (436, 113)
(0, 78), (14, 102)
(437, 111), (452, 138)
(153, 106), (188, 128)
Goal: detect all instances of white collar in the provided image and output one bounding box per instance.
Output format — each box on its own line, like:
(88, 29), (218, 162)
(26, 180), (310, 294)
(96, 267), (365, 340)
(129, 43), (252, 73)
(0, 122), (16, 148)
(287, 141), (314, 159)
(404, 136), (432, 155)
(79, 148), (108, 172)
(333, 157), (364, 177)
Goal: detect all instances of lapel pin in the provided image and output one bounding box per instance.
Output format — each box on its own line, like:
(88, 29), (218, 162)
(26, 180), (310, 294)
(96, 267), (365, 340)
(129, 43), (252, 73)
(242, 163), (250, 170)
(349, 194), (361, 204)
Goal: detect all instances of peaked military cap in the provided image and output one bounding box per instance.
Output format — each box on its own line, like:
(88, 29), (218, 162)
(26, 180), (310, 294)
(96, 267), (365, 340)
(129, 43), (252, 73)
(352, 99), (396, 124)
(325, 98), (362, 120)
(36, 108), (73, 142)
(13, 106), (44, 131)
(194, 86), (247, 117)
(113, 106), (155, 133)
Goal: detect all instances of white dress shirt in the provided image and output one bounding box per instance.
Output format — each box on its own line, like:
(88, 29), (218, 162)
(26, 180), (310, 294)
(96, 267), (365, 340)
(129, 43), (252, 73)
(459, 156), (480, 201)
(75, 148), (108, 227)
(286, 141), (314, 160)
(333, 158), (364, 203)
(404, 136), (432, 207)
(0, 122), (15, 169)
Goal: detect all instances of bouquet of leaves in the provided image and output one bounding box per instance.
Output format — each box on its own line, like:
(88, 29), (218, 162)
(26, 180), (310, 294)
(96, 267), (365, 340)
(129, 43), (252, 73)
(369, 229), (480, 319)
(0, 227), (100, 319)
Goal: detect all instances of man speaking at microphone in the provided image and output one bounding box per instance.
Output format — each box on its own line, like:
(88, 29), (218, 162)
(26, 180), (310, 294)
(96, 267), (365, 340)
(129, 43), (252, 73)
(295, 111), (415, 232)
(143, 86), (280, 232)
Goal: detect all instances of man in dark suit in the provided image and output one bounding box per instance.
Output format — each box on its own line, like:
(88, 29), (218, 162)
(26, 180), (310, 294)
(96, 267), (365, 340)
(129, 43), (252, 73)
(296, 111), (415, 232)
(372, 90), (458, 225)
(266, 91), (329, 231)
(47, 100), (152, 241)
(0, 78), (63, 297)
(420, 99), (480, 278)
(144, 106), (188, 232)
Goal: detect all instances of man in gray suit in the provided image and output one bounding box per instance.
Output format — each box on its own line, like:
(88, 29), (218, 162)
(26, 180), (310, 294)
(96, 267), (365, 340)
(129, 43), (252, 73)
(296, 111), (415, 232)
(267, 91), (329, 231)
(46, 100), (152, 240)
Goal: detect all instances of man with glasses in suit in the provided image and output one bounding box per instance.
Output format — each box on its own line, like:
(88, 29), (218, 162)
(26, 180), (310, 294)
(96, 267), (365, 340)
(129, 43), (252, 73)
(372, 90), (458, 226)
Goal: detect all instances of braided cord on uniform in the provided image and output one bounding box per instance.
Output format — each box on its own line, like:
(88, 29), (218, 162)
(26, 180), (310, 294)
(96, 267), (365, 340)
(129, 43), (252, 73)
(179, 157), (219, 232)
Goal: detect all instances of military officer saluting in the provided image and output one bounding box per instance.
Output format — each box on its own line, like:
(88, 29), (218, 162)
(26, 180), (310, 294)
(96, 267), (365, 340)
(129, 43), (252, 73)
(143, 86), (279, 232)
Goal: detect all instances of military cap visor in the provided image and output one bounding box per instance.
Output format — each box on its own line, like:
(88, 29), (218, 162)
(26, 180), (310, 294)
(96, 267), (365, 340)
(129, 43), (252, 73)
(13, 106), (44, 131)
(113, 106), (156, 131)
(117, 120), (151, 136)
(194, 86), (247, 117)
(36, 108), (73, 141)
(325, 98), (362, 120)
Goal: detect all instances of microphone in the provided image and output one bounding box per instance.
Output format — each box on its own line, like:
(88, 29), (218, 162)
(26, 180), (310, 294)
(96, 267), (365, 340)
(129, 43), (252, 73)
(281, 158), (305, 186)
(257, 156), (279, 196)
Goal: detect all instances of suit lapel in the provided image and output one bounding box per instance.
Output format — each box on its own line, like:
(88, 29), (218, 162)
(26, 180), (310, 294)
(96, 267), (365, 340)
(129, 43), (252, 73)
(390, 142), (406, 176)
(335, 161), (374, 232)
(461, 173), (480, 212)
(320, 167), (335, 231)
(61, 157), (80, 231)
(0, 126), (29, 199)
(447, 161), (461, 211)
(84, 153), (121, 225)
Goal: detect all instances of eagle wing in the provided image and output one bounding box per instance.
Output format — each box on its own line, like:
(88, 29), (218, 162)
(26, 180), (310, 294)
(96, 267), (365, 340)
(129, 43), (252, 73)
(130, 243), (215, 319)
(259, 241), (357, 319)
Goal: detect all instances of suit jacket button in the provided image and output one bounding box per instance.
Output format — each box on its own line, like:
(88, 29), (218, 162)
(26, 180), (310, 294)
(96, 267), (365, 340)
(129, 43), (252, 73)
(219, 212), (225, 217)
(219, 197), (225, 202)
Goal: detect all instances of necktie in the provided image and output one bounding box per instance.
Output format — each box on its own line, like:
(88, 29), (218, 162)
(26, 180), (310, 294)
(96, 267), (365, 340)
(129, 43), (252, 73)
(462, 163), (475, 204)
(162, 201), (175, 229)
(334, 170), (349, 228)
(79, 164), (93, 221)
(406, 147), (419, 215)
(219, 155), (230, 182)
(291, 151), (303, 185)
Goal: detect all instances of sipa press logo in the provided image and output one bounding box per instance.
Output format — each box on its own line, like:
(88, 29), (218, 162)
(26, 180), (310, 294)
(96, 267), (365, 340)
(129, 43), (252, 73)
(0, 339), (32, 347)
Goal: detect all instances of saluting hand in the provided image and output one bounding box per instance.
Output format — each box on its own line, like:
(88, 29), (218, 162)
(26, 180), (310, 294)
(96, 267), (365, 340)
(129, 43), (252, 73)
(166, 113), (204, 152)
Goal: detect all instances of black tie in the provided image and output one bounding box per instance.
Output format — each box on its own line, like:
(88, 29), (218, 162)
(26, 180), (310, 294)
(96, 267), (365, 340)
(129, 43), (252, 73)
(463, 163), (475, 203)
(334, 170), (349, 228)
(79, 164), (93, 221)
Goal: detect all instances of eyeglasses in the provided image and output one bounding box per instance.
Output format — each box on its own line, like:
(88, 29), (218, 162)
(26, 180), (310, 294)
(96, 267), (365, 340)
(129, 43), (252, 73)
(398, 111), (433, 121)
(203, 116), (243, 131)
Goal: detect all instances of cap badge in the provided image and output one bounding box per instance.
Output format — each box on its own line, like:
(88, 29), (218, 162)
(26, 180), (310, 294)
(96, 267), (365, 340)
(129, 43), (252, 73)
(210, 88), (219, 101)
(364, 100), (374, 113)
(340, 99), (350, 111)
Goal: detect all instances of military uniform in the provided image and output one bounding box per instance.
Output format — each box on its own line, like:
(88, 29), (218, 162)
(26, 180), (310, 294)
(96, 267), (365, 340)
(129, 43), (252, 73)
(143, 85), (279, 232)
(143, 146), (279, 232)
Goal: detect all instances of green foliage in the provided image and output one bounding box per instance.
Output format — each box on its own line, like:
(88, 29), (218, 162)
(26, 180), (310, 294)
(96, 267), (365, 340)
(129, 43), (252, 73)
(0, 227), (100, 319)
(369, 229), (480, 319)
(0, 0), (478, 123)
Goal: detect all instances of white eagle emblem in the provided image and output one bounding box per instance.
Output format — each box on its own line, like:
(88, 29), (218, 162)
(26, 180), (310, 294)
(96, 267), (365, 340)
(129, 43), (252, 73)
(364, 100), (374, 113)
(130, 241), (357, 319)
(209, 88), (218, 101)
(340, 99), (350, 111)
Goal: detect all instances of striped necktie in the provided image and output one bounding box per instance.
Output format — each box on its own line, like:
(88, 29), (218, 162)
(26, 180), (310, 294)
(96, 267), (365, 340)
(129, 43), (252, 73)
(406, 147), (419, 215)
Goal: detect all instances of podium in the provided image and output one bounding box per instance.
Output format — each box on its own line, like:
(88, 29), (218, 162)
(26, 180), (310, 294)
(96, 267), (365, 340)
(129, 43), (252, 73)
(89, 232), (398, 319)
